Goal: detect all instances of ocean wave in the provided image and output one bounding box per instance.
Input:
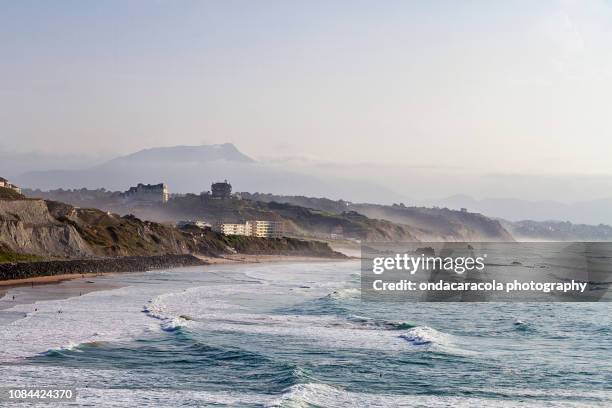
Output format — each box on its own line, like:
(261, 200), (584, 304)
(268, 383), (596, 408)
(346, 315), (415, 331)
(143, 291), (201, 332)
(512, 319), (535, 333)
(144, 287), (467, 354)
(327, 288), (360, 299)
(399, 326), (452, 348)
(42, 341), (85, 356)
(41, 340), (110, 357)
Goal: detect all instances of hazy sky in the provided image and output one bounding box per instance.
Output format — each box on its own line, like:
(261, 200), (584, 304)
(2, 0), (611, 175)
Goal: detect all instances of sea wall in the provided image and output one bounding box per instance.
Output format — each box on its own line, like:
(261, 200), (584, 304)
(0, 254), (205, 281)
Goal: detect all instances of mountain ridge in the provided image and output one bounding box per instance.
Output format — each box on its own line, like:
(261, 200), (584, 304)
(16, 143), (404, 202)
(98, 143), (256, 167)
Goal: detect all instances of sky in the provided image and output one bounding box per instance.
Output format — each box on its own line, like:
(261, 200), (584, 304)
(1, 0), (612, 176)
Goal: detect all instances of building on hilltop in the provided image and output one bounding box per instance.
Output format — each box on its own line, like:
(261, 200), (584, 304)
(211, 180), (232, 199)
(0, 177), (22, 194)
(214, 220), (285, 238)
(121, 183), (169, 204)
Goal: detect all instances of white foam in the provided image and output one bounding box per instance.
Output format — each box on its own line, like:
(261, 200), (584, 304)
(328, 288), (360, 299)
(399, 326), (449, 346)
(0, 285), (168, 361)
(144, 284), (463, 353)
(2, 362), (603, 408)
(269, 383), (602, 408)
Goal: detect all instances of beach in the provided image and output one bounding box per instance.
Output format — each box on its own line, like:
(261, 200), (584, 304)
(0, 254), (346, 313)
(0, 253), (343, 289)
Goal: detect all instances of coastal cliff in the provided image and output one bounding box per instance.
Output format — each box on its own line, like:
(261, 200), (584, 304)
(0, 195), (345, 280)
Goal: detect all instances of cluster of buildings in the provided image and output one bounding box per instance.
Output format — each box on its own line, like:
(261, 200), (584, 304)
(120, 180), (235, 205)
(176, 219), (284, 238)
(214, 220), (284, 238)
(117, 180), (284, 238)
(0, 177), (21, 194)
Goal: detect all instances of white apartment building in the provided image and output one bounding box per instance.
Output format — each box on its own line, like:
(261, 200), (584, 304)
(249, 220), (284, 238)
(217, 223), (251, 236)
(214, 220), (284, 238)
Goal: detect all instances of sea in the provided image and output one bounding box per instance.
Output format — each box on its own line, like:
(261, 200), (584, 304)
(0, 260), (611, 407)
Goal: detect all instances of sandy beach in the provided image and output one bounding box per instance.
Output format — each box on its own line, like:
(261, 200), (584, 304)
(0, 254), (348, 310)
(0, 254), (344, 287)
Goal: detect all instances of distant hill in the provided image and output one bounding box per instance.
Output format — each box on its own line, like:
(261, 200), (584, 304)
(349, 204), (513, 242)
(16, 143), (403, 203)
(500, 219), (612, 241)
(431, 194), (612, 226)
(236, 193), (514, 242)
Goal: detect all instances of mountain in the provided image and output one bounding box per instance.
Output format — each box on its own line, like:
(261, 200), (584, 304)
(16, 143), (404, 203)
(99, 143), (255, 166)
(431, 195), (612, 225)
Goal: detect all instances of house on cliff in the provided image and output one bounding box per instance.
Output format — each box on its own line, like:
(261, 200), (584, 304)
(0, 177), (22, 194)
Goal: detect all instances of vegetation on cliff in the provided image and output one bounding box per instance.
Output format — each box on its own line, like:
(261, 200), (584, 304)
(28, 190), (417, 241)
(24, 188), (516, 242)
(0, 198), (344, 264)
(0, 243), (41, 263)
(0, 187), (26, 200)
(229, 193), (515, 241)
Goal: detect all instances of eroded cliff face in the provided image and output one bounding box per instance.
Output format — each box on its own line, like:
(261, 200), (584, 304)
(0, 199), (194, 258)
(0, 200), (92, 257)
(0, 199), (346, 260)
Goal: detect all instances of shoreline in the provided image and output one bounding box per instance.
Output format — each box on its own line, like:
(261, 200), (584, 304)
(0, 271), (116, 288)
(0, 253), (351, 291)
